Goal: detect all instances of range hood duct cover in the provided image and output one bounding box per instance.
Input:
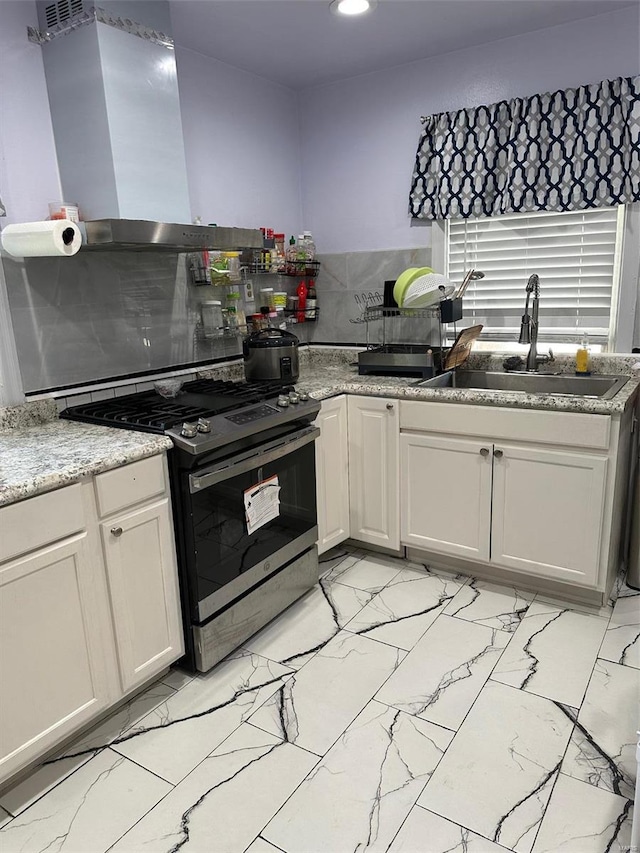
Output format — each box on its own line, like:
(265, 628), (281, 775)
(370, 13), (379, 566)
(36, 3), (262, 251)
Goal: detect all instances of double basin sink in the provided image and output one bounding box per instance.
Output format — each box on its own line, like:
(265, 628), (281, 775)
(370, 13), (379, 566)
(416, 370), (628, 400)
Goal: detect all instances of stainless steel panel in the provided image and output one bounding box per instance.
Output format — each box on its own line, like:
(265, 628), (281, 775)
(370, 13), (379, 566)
(189, 426), (320, 492)
(416, 370), (629, 400)
(81, 220), (263, 252)
(197, 527), (318, 622)
(194, 546), (319, 672)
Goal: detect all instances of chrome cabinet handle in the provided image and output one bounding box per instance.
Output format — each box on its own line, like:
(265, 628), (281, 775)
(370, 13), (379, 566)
(110, 526), (123, 537)
(494, 449), (504, 459)
(386, 403), (394, 411)
(479, 447), (490, 456)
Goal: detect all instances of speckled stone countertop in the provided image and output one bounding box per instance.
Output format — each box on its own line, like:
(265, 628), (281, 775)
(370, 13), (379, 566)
(298, 365), (640, 414)
(1, 346), (637, 509)
(0, 406), (172, 508)
(294, 348), (640, 415)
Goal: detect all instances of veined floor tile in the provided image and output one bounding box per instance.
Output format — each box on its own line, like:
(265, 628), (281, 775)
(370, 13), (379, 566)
(325, 554), (403, 592)
(320, 550), (363, 583)
(387, 806), (508, 853)
(263, 700), (452, 853)
(562, 659), (639, 799)
(244, 838), (284, 853)
(444, 578), (535, 633)
(343, 567), (464, 651)
(161, 666), (197, 691)
(319, 545), (359, 573)
(375, 615), (510, 730)
(111, 723), (317, 853)
(0, 680), (175, 817)
(599, 596), (640, 669)
(0, 748), (171, 853)
(418, 680), (573, 853)
(609, 569), (640, 605)
(244, 579), (373, 669)
(249, 631), (405, 756)
(491, 602), (609, 707)
(531, 773), (633, 853)
(112, 650), (292, 784)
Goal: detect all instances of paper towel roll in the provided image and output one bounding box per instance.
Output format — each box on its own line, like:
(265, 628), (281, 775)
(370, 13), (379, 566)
(1, 220), (82, 258)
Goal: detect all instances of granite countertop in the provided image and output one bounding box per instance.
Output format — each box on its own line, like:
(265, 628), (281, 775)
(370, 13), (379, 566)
(295, 356), (640, 416)
(0, 403), (172, 508)
(1, 348), (637, 510)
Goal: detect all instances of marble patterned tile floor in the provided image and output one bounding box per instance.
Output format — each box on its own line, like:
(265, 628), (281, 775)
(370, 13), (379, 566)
(0, 546), (637, 853)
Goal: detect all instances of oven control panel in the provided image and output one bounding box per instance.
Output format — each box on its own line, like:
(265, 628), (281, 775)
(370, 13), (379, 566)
(225, 404), (279, 425)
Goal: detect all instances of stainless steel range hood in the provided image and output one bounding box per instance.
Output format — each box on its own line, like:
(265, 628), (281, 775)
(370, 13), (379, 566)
(80, 220), (263, 252)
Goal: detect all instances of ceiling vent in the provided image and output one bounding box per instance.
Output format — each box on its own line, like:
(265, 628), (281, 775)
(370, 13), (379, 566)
(44, 0), (83, 29)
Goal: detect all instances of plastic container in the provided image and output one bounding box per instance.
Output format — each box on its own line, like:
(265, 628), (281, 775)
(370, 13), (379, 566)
(259, 287), (275, 310)
(201, 300), (223, 338)
(48, 202), (79, 222)
(302, 231), (316, 261)
(273, 291), (287, 309)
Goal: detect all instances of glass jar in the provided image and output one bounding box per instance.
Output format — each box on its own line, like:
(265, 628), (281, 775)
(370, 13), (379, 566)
(259, 287), (275, 310)
(201, 300), (223, 338)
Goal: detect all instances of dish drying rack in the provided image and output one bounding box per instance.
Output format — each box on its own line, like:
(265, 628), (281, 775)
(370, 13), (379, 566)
(350, 294), (464, 359)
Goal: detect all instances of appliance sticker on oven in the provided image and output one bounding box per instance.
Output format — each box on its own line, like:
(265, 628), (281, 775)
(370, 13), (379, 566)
(244, 475), (281, 535)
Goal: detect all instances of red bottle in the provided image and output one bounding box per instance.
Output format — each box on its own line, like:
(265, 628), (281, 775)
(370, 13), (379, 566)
(297, 280), (307, 324)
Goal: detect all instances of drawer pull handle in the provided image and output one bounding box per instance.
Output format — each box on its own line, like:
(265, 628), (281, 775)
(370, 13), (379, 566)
(494, 449), (504, 459)
(386, 403), (394, 411)
(479, 447), (490, 457)
(111, 526), (123, 537)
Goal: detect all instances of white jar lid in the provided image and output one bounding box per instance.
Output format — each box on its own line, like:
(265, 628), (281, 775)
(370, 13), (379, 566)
(260, 287), (274, 292)
(201, 300), (222, 305)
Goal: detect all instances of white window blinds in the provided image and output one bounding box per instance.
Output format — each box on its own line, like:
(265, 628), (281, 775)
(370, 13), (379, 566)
(446, 207), (623, 343)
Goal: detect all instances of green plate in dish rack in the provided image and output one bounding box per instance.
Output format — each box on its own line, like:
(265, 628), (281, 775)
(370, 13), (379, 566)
(393, 267), (433, 307)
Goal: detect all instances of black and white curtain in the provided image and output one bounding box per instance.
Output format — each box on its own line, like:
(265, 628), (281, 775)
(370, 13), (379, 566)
(409, 76), (640, 220)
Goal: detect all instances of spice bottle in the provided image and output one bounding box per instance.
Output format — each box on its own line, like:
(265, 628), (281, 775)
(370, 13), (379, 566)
(296, 280), (307, 324)
(306, 280), (317, 321)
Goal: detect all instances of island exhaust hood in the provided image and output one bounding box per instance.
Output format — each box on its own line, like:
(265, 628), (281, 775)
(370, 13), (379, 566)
(34, 2), (262, 252)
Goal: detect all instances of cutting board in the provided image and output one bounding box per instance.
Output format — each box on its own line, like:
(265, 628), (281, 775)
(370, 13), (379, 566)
(444, 324), (483, 370)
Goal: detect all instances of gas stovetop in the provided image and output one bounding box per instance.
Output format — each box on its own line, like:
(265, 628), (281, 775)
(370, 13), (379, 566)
(60, 378), (320, 455)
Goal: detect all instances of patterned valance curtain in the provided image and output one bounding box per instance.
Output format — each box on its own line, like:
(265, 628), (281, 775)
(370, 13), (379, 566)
(409, 76), (640, 220)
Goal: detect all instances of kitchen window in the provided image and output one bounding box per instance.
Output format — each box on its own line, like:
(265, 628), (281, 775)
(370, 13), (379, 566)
(442, 206), (627, 349)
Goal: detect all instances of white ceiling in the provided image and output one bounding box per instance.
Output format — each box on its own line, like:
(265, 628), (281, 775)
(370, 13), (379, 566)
(169, 0), (637, 90)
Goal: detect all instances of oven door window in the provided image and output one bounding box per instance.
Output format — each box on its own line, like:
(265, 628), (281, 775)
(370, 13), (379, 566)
(188, 440), (317, 615)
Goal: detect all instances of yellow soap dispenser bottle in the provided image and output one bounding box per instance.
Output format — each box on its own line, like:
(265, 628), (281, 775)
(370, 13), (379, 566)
(576, 333), (591, 375)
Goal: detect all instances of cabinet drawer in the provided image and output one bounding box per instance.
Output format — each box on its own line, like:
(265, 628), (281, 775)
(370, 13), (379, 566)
(94, 455), (166, 518)
(399, 401), (610, 450)
(0, 484), (85, 563)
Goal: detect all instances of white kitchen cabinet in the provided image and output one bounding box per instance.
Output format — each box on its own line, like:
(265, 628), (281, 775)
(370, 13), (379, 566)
(348, 396), (399, 550)
(491, 444), (607, 586)
(0, 533), (114, 782)
(315, 396), (350, 554)
(0, 453), (183, 787)
(400, 404), (611, 588)
(100, 498), (184, 693)
(400, 433), (492, 561)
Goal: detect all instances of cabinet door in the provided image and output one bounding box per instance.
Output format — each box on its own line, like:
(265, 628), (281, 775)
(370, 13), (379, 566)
(316, 396), (350, 555)
(491, 444), (607, 586)
(348, 396), (399, 549)
(101, 499), (184, 693)
(400, 433), (492, 561)
(0, 535), (112, 782)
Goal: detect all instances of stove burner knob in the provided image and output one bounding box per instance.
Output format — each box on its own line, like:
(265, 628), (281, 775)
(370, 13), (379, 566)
(181, 421), (199, 438)
(298, 391), (309, 402)
(288, 392), (300, 404)
(196, 418), (211, 433)
(277, 395), (290, 408)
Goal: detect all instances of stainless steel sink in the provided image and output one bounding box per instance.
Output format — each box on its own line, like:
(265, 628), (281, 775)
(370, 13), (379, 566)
(415, 370), (628, 399)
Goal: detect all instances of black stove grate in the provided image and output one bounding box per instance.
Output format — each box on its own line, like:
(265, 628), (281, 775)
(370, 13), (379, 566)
(60, 378), (292, 433)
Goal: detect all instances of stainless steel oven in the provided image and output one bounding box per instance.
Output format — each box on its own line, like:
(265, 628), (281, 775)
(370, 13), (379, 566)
(61, 377), (321, 673)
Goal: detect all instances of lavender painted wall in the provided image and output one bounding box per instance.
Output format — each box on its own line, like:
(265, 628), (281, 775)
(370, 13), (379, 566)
(175, 46), (303, 237)
(0, 1), (61, 225)
(299, 5), (640, 255)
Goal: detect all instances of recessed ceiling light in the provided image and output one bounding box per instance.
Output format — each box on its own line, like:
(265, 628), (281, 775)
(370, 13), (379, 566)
(330, 0), (376, 17)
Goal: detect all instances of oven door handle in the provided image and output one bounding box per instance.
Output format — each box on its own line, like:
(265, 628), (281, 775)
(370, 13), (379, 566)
(189, 425), (320, 492)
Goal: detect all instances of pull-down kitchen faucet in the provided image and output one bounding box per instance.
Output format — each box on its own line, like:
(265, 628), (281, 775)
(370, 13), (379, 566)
(518, 274), (553, 371)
